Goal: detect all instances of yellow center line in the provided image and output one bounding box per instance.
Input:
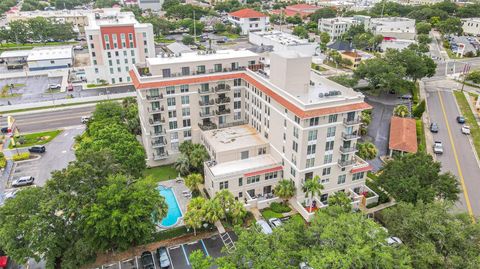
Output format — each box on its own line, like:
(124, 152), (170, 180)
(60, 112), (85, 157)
(437, 91), (475, 222)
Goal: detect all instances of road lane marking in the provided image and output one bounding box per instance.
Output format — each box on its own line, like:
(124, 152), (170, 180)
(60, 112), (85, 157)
(437, 91), (475, 221)
(181, 244), (190, 265)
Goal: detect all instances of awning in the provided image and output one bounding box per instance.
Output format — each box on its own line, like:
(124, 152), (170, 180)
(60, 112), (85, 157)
(351, 164), (373, 174)
(244, 166), (283, 177)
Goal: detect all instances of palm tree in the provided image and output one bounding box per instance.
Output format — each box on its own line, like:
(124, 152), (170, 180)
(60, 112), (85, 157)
(303, 176), (324, 212)
(214, 190), (235, 224)
(190, 145), (210, 172)
(274, 179), (296, 204)
(393, 105), (409, 118)
(185, 197), (206, 236)
(229, 201), (247, 224)
(357, 142), (378, 160)
(185, 173), (204, 192)
(204, 199), (224, 224)
(174, 153), (191, 176)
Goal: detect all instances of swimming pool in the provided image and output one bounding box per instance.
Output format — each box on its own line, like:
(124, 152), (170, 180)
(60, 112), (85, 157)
(157, 185), (183, 228)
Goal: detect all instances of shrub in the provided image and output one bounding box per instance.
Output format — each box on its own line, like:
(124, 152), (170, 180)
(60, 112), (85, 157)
(366, 179), (390, 204)
(0, 152), (6, 168)
(270, 202), (291, 213)
(413, 99), (426, 118)
(12, 152), (30, 161)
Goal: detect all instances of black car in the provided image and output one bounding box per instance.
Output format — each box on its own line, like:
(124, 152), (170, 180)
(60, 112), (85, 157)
(457, 116), (466, 124)
(28, 145), (46, 153)
(156, 247), (171, 269)
(1, 127), (8, 134)
(141, 251), (155, 269)
(430, 123), (439, 133)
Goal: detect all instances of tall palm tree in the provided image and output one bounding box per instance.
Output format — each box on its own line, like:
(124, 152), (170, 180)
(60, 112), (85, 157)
(204, 198), (224, 224)
(185, 173), (204, 192)
(393, 105), (409, 118)
(357, 142), (378, 160)
(174, 153), (191, 176)
(303, 176), (324, 212)
(230, 201), (247, 224)
(274, 179), (296, 204)
(185, 197), (206, 236)
(214, 190), (235, 224)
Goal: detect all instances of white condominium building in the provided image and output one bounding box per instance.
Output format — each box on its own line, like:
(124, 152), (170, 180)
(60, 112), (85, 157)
(369, 17), (416, 40)
(318, 15), (371, 40)
(84, 11), (155, 85)
(462, 18), (480, 36)
(130, 49), (377, 221)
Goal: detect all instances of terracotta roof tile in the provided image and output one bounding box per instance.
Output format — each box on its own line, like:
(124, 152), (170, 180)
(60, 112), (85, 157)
(388, 116), (418, 153)
(229, 8), (267, 18)
(287, 4), (318, 10)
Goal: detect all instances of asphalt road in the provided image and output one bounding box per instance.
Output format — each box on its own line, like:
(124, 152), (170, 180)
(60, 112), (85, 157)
(0, 105), (95, 133)
(426, 87), (480, 215)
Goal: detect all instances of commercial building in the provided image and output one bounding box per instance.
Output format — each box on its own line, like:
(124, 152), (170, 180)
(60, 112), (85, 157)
(138, 0), (163, 11)
(249, 31), (318, 56)
(388, 116), (417, 156)
(318, 16), (371, 41)
(228, 8), (269, 35)
(0, 50), (29, 70)
(271, 4), (321, 18)
(462, 18), (480, 36)
(130, 49), (376, 221)
(84, 10), (155, 84)
(27, 46), (74, 71)
(339, 51), (373, 69)
(369, 17), (416, 40)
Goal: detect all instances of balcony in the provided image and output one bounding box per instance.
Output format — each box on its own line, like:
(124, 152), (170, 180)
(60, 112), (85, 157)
(198, 88), (214, 95)
(218, 120), (248, 129)
(341, 132), (360, 140)
(340, 146), (358, 154)
(199, 99), (215, 106)
(215, 108), (231, 115)
(152, 138), (167, 148)
(136, 64), (246, 78)
(198, 122), (217, 131)
(216, 97), (231, 104)
(149, 117), (165, 125)
(150, 129), (166, 137)
(147, 106), (165, 113)
(338, 159), (356, 168)
(146, 94), (163, 101)
(215, 84), (231, 93)
(343, 118), (361, 126)
(153, 151), (169, 160)
(199, 111), (215, 118)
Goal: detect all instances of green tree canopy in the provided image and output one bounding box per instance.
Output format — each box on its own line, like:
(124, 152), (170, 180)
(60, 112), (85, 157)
(309, 8), (337, 22)
(416, 21), (432, 34)
(357, 142), (378, 160)
(437, 17), (463, 35)
(274, 179), (296, 203)
(292, 26), (309, 39)
(378, 152), (460, 204)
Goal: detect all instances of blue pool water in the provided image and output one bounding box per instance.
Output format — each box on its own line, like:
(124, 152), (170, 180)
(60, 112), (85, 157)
(157, 185), (183, 227)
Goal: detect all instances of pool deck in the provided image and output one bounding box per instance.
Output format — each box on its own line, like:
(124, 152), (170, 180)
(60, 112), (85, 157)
(158, 178), (191, 229)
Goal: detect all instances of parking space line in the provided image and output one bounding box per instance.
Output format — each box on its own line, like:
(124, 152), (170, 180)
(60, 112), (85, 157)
(166, 248), (175, 269)
(152, 251), (158, 269)
(200, 239), (210, 256)
(181, 244), (190, 265)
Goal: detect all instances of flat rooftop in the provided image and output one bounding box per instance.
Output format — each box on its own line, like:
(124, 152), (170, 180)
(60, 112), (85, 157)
(147, 49), (258, 66)
(86, 11), (142, 29)
(209, 154), (279, 177)
(27, 46), (73, 61)
(202, 125), (268, 153)
(252, 31), (311, 46)
(0, 50), (30, 58)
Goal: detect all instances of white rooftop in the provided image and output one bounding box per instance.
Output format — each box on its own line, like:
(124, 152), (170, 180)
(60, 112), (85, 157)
(27, 46), (73, 61)
(209, 154), (279, 177)
(6, 7), (121, 18)
(86, 11), (142, 30)
(147, 49), (258, 66)
(252, 31), (311, 46)
(0, 50), (30, 58)
(202, 125), (268, 153)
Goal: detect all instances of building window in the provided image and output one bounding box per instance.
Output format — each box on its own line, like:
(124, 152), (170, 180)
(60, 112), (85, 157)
(183, 119), (191, 127)
(169, 121), (178, 129)
(197, 65), (206, 74)
(182, 67), (190, 76)
(292, 141), (298, 152)
(309, 117), (319, 126)
(234, 101), (241, 109)
(92, 52), (96, 57)
(182, 108), (190, 117)
(352, 172), (364, 181)
(162, 69), (171, 78)
(181, 96), (189, 105)
(324, 153), (333, 164)
(214, 63), (222, 72)
(322, 167), (331, 176)
(184, 130), (191, 138)
(293, 127), (299, 138)
(219, 181), (229, 189)
(308, 130), (317, 141)
(258, 147), (266, 155)
(328, 114), (338, 123)
(94, 68), (98, 74)
(107, 52), (111, 58)
(238, 178), (243, 186)
(307, 144), (316, 155)
(246, 176), (260, 184)
(337, 174), (346, 184)
(109, 68), (114, 74)
(294, 116), (300, 124)
(166, 86), (175, 95)
(325, 141), (334, 151)
(306, 158), (315, 168)
(170, 132), (178, 141)
(241, 150), (249, 159)
(234, 78), (242, 86)
(180, 85), (189, 93)
(265, 172), (278, 180)
(200, 83), (209, 92)
(327, 126), (336, 137)
(168, 111), (177, 118)
(290, 167), (296, 177)
(167, 97), (176, 107)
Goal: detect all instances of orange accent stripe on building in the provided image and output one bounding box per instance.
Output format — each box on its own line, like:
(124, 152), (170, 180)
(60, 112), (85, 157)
(129, 70), (372, 118)
(244, 166), (283, 177)
(350, 164), (373, 174)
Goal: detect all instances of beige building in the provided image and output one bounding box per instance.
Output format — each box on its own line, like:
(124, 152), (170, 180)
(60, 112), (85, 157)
(130, 49), (377, 221)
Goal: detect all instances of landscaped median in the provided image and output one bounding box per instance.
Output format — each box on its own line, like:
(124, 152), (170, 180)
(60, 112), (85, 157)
(9, 130), (62, 149)
(453, 90), (480, 158)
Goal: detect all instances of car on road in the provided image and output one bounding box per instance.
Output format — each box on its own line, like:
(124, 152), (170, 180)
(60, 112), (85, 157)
(156, 247), (171, 269)
(457, 116), (466, 124)
(11, 176), (35, 187)
(399, 94), (413, 100)
(268, 218), (283, 228)
(66, 84), (74, 91)
(430, 122), (439, 133)
(140, 251), (155, 269)
(48, 84), (61, 90)
(81, 116), (91, 124)
(256, 220), (273, 234)
(433, 141), (444, 154)
(73, 45), (83, 50)
(4, 189), (19, 200)
(1, 127), (8, 134)
(28, 145), (46, 153)
(462, 125), (471, 135)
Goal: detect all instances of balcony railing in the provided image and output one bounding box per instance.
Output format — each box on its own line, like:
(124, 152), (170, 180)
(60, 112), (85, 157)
(216, 108), (231, 115)
(146, 94), (163, 101)
(149, 117), (165, 125)
(343, 118), (361, 126)
(339, 146), (358, 154)
(219, 120), (248, 129)
(148, 106), (165, 113)
(199, 99), (215, 106)
(338, 159), (356, 167)
(199, 111), (215, 117)
(136, 64), (247, 78)
(152, 138), (167, 147)
(198, 88), (214, 95)
(215, 84), (231, 93)
(198, 122), (217, 131)
(216, 97), (231, 104)
(150, 129), (166, 136)
(153, 151), (169, 160)
(341, 132), (360, 140)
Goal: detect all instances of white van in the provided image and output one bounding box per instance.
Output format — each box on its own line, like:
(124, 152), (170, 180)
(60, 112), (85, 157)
(256, 220), (273, 235)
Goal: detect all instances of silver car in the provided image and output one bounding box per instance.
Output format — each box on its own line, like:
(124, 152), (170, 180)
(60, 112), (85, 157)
(12, 176), (34, 187)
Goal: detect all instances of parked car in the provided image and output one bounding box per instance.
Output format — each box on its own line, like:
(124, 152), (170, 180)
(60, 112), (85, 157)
(48, 84), (61, 90)
(386, 236), (403, 246)
(399, 94), (413, 100)
(430, 122), (439, 133)
(299, 262), (313, 269)
(140, 251), (155, 269)
(156, 247), (171, 269)
(4, 189), (19, 200)
(81, 116), (91, 124)
(1, 127), (8, 134)
(256, 220), (273, 234)
(73, 45), (83, 50)
(462, 125), (471, 135)
(457, 116), (466, 124)
(433, 141), (444, 154)
(28, 145), (46, 153)
(268, 218), (283, 228)
(11, 176), (35, 187)
(66, 84), (74, 91)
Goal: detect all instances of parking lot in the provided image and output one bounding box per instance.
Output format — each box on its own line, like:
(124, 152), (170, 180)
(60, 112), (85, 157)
(95, 232), (237, 269)
(0, 75), (63, 105)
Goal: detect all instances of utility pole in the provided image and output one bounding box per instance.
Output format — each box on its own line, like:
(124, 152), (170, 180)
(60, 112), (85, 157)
(193, 10), (197, 43)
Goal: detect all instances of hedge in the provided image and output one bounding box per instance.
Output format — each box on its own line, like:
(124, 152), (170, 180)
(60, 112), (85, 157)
(13, 152), (30, 161)
(270, 202), (291, 213)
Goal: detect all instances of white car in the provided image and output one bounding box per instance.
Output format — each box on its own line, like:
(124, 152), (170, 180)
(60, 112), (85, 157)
(461, 125), (471, 135)
(386, 236), (403, 246)
(433, 141), (444, 154)
(48, 84), (61, 89)
(256, 220), (273, 234)
(12, 176), (35, 187)
(73, 45), (83, 50)
(268, 218), (283, 228)
(81, 116), (91, 124)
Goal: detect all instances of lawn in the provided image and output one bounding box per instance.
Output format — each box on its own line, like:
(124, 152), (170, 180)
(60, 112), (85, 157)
(1, 83), (25, 98)
(144, 164), (178, 182)
(10, 130), (62, 149)
(219, 32), (239, 40)
(288, 214), (305, 225)
(453, 90), (480, 158)
(0, 41), (77, 51)
(261, 209), (283, 220)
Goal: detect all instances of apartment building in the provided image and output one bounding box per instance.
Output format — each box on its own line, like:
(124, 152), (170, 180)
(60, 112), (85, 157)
(318, 15), (371, 40)
(138, 0), (163, 11)
(369, 17), (416, 40)
(228, 8), (269, 35)
(84, 11), (155, 84)
(462, 18), (480, 36)
(130, 49), (376, 221)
